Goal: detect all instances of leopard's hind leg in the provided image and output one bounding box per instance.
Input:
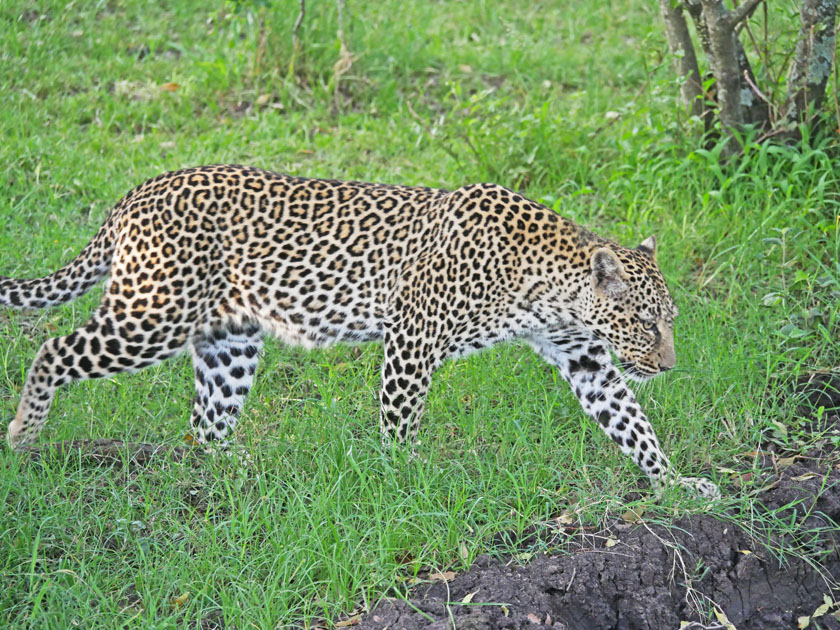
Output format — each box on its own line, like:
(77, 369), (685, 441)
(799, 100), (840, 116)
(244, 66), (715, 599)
(7, 304), (189, 447)
(189, 325), (263, 444)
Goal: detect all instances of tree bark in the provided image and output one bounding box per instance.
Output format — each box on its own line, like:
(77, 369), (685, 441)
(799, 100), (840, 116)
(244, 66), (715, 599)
(699, 0), (745, 153)
(785, 0), (839, 125)
(735, 38), (771, 128)
(659, 0), (704, 118)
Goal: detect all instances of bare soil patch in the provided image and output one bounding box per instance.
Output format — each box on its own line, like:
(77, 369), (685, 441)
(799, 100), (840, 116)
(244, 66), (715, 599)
(356, 374), (840, 630)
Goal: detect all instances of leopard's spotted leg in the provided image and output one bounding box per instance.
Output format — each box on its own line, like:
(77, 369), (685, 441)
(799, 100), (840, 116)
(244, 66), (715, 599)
(528, 332), (719, 499)
(7, 309), (187, 448)
(378, 325), (433, 446)
(189, 325), (263, 445)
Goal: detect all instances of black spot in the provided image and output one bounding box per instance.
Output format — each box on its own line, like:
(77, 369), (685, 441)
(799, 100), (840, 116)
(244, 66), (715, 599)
(597, 410), (610, 427)
(578, 354), (600, 372)
(230, 367), (245, 379)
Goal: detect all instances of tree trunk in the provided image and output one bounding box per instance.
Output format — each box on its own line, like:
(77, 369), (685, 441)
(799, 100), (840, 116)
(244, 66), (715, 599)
(700, 0), (745, 153)
(659, 0), (704, 119)
(785, 0), (839, 125)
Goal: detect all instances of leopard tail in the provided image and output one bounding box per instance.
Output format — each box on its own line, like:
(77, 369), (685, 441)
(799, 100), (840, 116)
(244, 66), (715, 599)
(0, 213), (117, 309)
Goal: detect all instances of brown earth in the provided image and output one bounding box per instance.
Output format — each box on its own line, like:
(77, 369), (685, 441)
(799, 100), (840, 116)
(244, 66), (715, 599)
(355, 374), (840, 630)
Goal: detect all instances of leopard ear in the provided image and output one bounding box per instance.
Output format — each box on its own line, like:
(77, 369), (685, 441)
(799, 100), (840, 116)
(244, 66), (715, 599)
(638, 235), (657, 257)
(591, 247), (627, 297)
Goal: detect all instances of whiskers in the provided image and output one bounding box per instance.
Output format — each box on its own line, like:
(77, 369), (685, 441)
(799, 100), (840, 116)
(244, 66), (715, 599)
(618, 361), (660, 395)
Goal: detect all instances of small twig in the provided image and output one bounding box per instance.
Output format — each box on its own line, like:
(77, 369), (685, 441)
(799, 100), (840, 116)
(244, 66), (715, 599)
(292, 0), (305, 51)
(288, 0), (305, 79)
(564, 567), (576, 592)
(406, 100), (463, 166)
(742, 69), (772, 108)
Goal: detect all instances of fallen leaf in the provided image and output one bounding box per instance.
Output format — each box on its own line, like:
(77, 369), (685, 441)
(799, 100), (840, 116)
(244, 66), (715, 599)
(605, 536), (619, 548)
(160, 82), (180, 92)
(71, 29), (83, 37)
(527, 613), (541, 624)
(428, 571), (455, 582)
(171, 592), (190, 610)
(460, 590), (478, 604)
(738, 549), (752, 555)
(812, 595), (833, 617)
(798, 615), (811, 628)
(501, 605), (509, 617)
(555, 510), (574, 525)
(255, 93), (271, 106)
(458, 542), (469, 565)
(716, 466), (739, 475)
(714, 607), (737, 630)
(335, 615), (361, 627)
(517, 552), (534, 562)
(621, 507), (645, 523)
(738, 450), (771, 458)
(459, 64), (473, 73)
(777, 456), (797, 470)
(792, 472), (819, 481)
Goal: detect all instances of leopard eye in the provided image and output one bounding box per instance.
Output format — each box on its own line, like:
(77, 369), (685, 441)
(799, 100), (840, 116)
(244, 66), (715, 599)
(636, 316), (657, 333)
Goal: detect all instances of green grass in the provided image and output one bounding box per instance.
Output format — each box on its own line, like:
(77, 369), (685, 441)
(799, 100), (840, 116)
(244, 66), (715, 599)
(1, 1), (839, 627)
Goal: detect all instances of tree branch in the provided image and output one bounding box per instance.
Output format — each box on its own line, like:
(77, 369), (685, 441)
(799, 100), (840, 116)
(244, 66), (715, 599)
(726, 0), (765, 29)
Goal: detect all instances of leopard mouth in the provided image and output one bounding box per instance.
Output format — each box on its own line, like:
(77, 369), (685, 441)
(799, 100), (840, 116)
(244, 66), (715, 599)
(619, 360), (659, 382)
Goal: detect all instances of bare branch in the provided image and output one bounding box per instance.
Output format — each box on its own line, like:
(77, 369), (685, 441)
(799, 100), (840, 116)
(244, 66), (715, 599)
(292, 0), (305, 52)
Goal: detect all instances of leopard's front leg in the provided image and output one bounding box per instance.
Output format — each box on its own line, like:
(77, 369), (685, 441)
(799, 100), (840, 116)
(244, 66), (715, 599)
(378, 325), (434, 446)
(528, 332), (719, 499)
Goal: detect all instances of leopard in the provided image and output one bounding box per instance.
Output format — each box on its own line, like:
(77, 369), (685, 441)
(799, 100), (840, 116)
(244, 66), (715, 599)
(1, 164), (719, 498)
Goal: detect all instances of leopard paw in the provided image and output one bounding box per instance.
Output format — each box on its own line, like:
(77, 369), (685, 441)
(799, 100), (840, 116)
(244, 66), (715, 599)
(677, 476), (721, 500)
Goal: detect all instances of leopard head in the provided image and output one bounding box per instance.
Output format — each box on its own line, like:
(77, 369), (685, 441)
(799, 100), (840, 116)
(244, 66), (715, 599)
(583, 235), (678, 381)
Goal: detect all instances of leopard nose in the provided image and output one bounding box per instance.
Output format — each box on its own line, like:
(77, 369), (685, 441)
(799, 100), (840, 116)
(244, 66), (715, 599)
(659, 350), (676, 371)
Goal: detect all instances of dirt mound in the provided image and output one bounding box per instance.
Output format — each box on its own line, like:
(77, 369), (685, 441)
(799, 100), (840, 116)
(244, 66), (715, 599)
(356, 374), (840, 630)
